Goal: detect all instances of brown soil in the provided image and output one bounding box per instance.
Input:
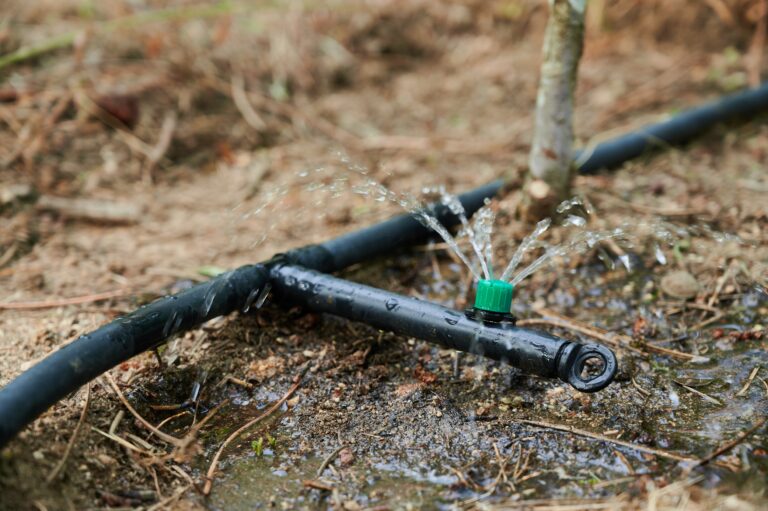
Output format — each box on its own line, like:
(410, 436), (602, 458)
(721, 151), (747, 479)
(0, 1), (767, 510)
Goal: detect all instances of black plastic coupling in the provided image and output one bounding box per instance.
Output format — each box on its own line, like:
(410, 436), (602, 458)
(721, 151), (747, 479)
(465, 307), (517, 326)
(268, 264), (618, 392)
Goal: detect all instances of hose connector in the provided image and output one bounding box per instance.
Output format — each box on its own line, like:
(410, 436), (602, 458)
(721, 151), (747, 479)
(556, 342), (617, 392)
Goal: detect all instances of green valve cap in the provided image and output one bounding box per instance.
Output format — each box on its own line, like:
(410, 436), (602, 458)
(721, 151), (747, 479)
(473, 279), (514, 314)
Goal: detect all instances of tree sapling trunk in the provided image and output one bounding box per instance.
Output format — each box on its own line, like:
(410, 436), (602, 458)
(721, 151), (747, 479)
(525, 0), (586, 218)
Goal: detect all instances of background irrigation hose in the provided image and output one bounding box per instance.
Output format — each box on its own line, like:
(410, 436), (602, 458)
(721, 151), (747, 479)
(576, 83), (768, 173)
(0, 182), (501, 449)
(269, 264), (617, 393)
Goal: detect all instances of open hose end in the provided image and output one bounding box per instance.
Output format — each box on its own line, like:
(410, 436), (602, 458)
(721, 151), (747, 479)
(557, 343), (618, 393)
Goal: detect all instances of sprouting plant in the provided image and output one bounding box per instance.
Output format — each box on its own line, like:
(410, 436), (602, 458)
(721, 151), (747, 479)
(251, 437), (264, 456)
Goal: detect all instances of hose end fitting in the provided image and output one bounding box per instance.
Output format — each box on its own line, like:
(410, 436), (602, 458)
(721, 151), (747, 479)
(556, 342), (618, 392)
(466, 279), (516, 325)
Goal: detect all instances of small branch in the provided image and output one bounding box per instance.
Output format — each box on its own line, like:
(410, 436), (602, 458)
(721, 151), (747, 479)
(203, 368), (306, 495)
(520, 307), (709, 362)
(105, 373), (184, 447)
(697, 416), (768, 467)
(0, 289), (126, 310)
(37, 195), (142, 224)
(46, 384), (91, 483)
(516, 419), (698, 464)
(316, 444), (347, 477)
(735, 366), (761, 398)
(144, 111), (178, 181)
(231, 73), (267, 131)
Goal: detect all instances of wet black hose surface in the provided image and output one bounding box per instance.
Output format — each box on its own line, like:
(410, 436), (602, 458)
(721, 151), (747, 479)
(0, 181), (501, 448)
(577, 83), (768, 173)
(269, 264), (617, 393)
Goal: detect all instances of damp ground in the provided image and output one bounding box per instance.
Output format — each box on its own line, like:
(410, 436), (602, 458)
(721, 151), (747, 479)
(1, 1), (767, 509)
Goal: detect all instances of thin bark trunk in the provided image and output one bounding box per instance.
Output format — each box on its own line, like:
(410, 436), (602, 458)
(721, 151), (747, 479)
(526, 0), (586, 216)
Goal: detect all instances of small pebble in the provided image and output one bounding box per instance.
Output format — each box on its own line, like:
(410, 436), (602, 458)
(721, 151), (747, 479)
(660, 270), (700, 299)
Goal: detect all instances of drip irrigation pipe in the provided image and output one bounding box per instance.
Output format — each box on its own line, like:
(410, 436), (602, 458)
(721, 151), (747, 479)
(576, 83), (768, 173)
(269, 264), (617, 392)
(0, 182), (500, 448)
(3, 84), (768, 448)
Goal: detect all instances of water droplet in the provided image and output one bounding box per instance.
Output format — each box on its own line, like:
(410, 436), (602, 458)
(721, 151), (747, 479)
(556, 196), (583, 214)
(200, 287), (217, 317)
(562, 214), (587, 227)
(618, 254), (637, 272)
(242, 288), (261, 313)
(254, 283), (272, 309)
(162, 311), (182, 337)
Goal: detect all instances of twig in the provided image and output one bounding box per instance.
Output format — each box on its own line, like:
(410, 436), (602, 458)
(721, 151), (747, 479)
(105, 373), (184, 447)
(36, 195), (142, 224)
(759, 377), (768, 398)
(691, 311), (726, 331)
(707, 264), (734, 308)
(0, 289), (126, 310)
(46, 384), (91, 483)
(4, 91), (74, 167)
(613, 449), (634, 475)
(91, 427), (151, 455)
(747, 0), (768, 87)
(515, 419), (698, 463)
(697, 416), (768, 467)
(316, 444), (347, 477)
(521, 308), (709, 362)
(735, 366), (760, 397)
(516, 317), (642, 356)
(630, 377), (651, 397)
(231, 73), (267, 131)
(144, 111), (178, 181)
(592, 475), (640, 489)
(303, 479), (334, 491)
(147, 484), (191, 511)
(672, 380), (722, 406)
(203, 369), (305, 495)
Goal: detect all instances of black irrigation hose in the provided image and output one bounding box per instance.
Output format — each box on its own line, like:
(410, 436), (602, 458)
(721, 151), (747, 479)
(0, 182), (501, 449)
(3, 83), (768, 448)
(576, 83), (768, 173)
(269, 264), (617, 392)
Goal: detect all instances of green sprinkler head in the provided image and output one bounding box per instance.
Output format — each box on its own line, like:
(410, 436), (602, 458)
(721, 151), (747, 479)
(466, 279), (516, 325)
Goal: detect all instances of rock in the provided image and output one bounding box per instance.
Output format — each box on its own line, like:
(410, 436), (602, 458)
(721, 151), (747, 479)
(660, 270), (700, 299)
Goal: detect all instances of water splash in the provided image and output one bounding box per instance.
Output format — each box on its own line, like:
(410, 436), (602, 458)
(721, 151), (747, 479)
(499, 218), (552, 282)
(510, 228), (627, 286)
(352, 178), (483, 280)
(437, 188), (490, 279)
(235, 154), (748, 293)
(471, 202), (496, 277)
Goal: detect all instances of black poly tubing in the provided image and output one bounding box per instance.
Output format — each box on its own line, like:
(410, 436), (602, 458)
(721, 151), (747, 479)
(269, 264), (617, 392)
(3, 83), (768, 448)
(0, 182), (501, 448)
(576, 83), (768, 173)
